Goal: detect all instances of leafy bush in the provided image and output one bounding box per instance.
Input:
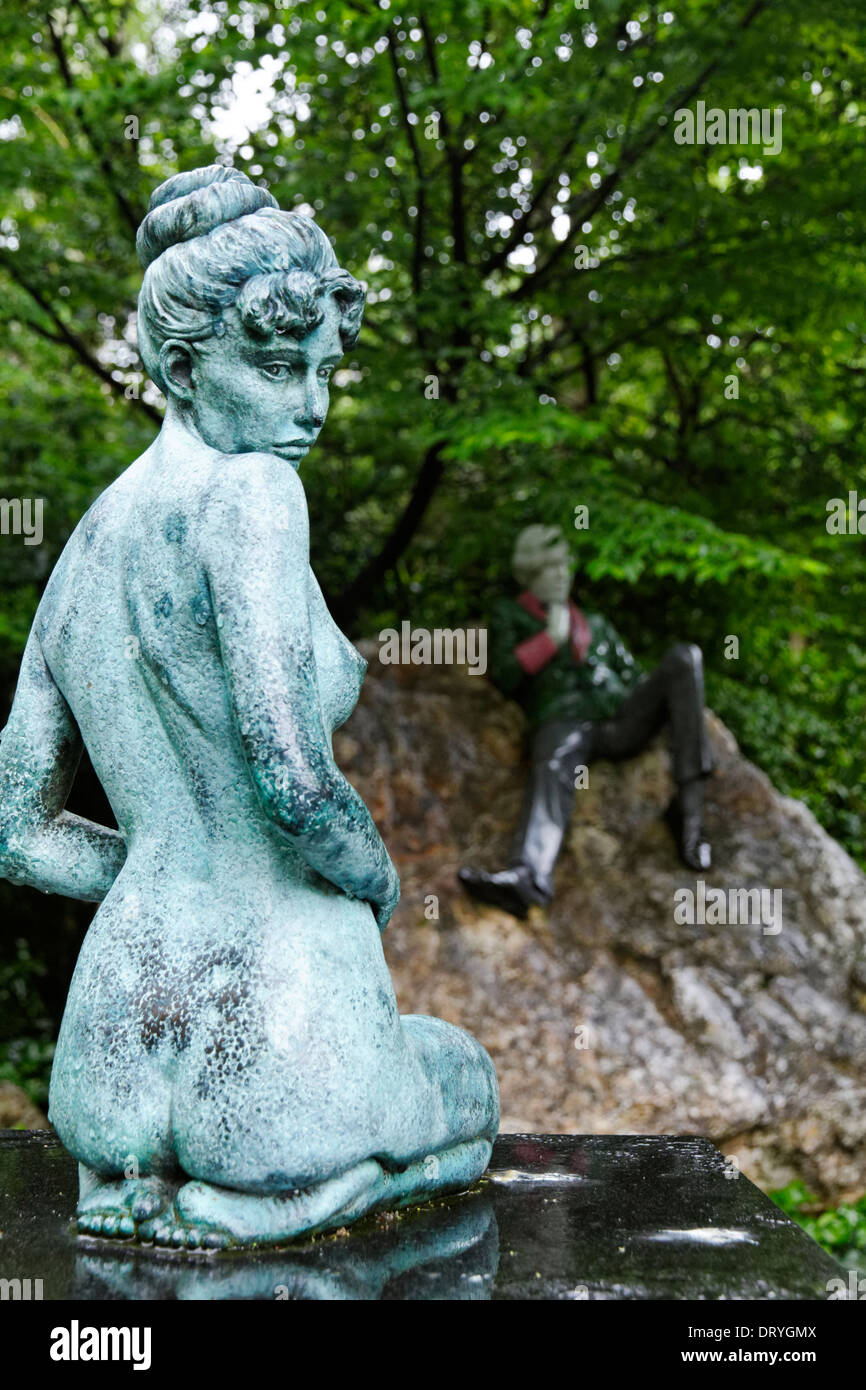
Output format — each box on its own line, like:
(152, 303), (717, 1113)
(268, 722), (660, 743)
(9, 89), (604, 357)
(771, 1182), (866, 1274)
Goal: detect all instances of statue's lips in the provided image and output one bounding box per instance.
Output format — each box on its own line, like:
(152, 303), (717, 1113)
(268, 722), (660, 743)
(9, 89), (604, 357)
(272, 440), (313, 464)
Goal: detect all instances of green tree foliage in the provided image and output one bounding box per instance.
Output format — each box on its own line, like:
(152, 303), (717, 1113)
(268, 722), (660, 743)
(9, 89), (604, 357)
(772, 1182), (866, 1276)
(1, 1), (865, 1048)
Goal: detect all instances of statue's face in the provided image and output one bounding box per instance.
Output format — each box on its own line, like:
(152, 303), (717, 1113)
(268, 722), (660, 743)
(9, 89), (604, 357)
(515, 531), (572, 604)
(165, 294), (343, 468)
(531, 539), (572, 604)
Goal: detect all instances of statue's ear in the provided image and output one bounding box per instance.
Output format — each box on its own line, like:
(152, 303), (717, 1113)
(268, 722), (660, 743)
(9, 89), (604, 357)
(158, 339), (196, 400)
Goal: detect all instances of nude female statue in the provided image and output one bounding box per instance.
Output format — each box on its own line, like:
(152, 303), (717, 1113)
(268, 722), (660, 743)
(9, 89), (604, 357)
(0, 166), (499, 1250)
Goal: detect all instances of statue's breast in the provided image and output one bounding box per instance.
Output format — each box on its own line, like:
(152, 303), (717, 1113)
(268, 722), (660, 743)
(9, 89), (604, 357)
(308, 573), (366, 733)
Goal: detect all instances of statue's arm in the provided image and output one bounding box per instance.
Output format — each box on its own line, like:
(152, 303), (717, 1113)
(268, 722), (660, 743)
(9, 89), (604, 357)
(0, 630), (127, 902)
(486, 598), (532, 696)
(604, 618), (641, 686)
(200, 455), (399, 929)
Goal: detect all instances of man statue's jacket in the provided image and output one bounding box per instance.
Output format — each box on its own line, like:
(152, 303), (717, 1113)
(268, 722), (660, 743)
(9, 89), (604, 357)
(487, 591), (642, 730)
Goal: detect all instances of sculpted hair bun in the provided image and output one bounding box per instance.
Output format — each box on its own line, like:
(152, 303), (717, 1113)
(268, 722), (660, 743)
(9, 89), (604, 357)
(136, 165), (278, 269)
(135, 162), (365, 393)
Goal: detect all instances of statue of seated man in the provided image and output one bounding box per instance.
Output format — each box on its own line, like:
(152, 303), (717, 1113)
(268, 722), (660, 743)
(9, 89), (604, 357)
(459, 524), (714, 920)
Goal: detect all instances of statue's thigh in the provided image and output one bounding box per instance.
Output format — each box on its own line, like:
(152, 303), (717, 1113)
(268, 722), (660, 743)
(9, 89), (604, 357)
(386, 1015), (500, 1161)
(50, 1030), (174, 1176)
(169, 1023), (400, 1191)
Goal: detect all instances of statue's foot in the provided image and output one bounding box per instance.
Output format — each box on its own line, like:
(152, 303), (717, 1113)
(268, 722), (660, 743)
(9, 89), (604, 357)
(77, 1164), (179, 1239)
(665, 788), (711, 872)
(458, 864), (550, 920)
(139, 1160), (384, 1250)
(138, 1138), (492, 1251)
(335, 1137), (493, 1227)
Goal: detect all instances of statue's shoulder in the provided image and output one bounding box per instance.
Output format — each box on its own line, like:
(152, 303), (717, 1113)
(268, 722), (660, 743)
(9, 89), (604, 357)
(198, 451), (309, 555)
(202, 450), (305, 501)
(489, 594), (537, 632)
(489, 593), (524, 618)
(49, 465), (137, 562)
(583, 609), (619, 647)
(33, 466), (140, 641)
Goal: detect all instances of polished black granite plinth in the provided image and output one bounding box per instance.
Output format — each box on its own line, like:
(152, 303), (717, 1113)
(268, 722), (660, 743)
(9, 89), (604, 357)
(0, 1131), (842, 1300)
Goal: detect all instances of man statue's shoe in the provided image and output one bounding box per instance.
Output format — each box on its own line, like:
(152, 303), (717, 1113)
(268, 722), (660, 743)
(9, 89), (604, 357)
(458, 864), (551, 920)
(665, 795), (712, 872)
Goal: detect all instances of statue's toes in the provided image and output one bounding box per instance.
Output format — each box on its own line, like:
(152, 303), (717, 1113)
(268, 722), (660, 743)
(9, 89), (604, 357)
(78, 1208), (134, 1239)
(199, 1229), (227, 1250)
(129, 1189), (170, 1221)
(139, 1212), (173, 1244)
(170, 1222), (221, 1249)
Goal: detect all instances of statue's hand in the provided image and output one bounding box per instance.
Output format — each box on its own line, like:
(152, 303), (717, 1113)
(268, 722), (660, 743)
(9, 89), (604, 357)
(370, 857), (401, 932)
(545, 601), (570, 648)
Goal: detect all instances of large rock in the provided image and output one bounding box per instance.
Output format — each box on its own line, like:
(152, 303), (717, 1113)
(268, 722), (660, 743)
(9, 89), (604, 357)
(0, 1082), (48, 1129)
(335, 647), (866, 1203)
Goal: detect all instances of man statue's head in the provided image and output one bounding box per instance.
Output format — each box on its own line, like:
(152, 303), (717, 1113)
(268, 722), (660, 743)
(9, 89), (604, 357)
(512, 524), (572, 604)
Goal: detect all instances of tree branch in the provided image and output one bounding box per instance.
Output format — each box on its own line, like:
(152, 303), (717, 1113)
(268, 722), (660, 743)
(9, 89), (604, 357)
(509, 0), (772, 300)
(45, 12), (144, 236)
(386, 28), (427, 301)
(0, 253), (161, 425)
(331, 440), (446, 628)
(419, 15), (468, 264)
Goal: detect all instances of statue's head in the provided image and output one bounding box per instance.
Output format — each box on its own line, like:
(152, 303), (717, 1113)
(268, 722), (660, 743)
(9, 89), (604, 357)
(136, 165), (365, 467)
(512, 524), (572, 603)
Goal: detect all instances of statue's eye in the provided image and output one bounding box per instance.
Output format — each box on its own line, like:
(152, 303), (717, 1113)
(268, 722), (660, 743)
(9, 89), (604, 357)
(317, 366), (334, 382)
(262, 363), (290, 379)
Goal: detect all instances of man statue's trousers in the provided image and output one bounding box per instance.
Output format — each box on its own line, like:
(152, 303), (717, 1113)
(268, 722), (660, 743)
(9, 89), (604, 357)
(513, 642), (713, 894)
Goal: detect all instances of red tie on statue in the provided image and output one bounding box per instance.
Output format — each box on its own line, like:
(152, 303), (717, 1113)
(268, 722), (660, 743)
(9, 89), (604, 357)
(516, 590), (592, 668)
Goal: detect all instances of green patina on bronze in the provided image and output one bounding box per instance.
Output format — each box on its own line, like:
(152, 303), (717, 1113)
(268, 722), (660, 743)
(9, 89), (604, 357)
(0, 166), (499, 1251)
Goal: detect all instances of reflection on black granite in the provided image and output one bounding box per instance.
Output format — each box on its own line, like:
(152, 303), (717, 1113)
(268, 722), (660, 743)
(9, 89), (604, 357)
(0, 1131), (844, 1300)
(72, 1194), (498, 1301)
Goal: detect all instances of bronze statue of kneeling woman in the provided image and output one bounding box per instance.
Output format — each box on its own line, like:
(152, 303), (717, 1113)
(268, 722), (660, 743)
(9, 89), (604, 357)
(0, 167), (499, 1250)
